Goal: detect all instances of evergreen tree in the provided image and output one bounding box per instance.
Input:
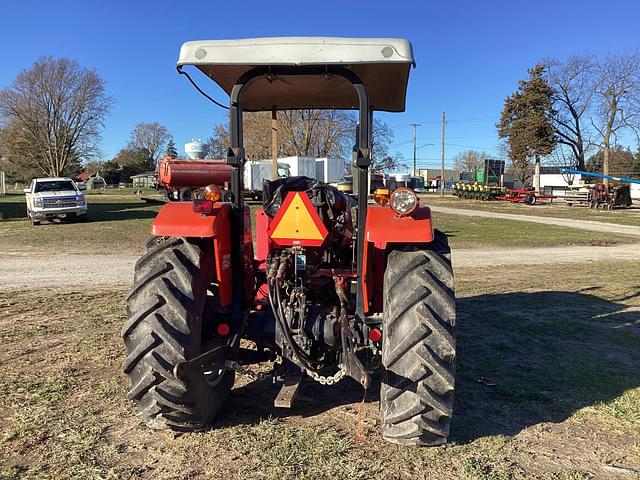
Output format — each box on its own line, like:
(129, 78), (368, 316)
(497, 65), (557, 183)
(165, 138), (178, 158)
(587, 146), (636, 176)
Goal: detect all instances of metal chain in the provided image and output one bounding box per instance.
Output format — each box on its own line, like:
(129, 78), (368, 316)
(305, 364), (347, 386)
(225, 360), (347, 386)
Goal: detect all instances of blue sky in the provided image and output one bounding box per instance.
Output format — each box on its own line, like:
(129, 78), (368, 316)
(1, 0), (639, 170)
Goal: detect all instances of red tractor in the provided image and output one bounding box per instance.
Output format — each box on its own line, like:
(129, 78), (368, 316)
(122, 37), (456, 446)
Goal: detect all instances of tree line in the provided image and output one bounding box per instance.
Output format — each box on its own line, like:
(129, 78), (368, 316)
(0, 56), (401, 185)
(497, 52), (640, 183)
(204, 110), (400, 172)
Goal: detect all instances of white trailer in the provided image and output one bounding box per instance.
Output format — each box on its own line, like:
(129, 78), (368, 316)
(315, 157), (346, 183)
(279, 156), (316, 178)
(244, 160), (291, 199)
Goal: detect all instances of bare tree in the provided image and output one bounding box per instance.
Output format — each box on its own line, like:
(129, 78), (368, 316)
(375, 152), (407, 172)
(370, 119), (395, 171)
(0, 57), (113, 177)
(592, 52), (640, 183)
(205, 124), (230, 159)
(205, 110), (396, 171)
(128, 122), (171, 168)
(452, 150), (487, 176)
(207, 109), (355, 160)
(546, 144), (578, 185)
(544, 54), (596, 171)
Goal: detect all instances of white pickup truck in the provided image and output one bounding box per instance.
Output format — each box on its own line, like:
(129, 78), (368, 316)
(24, 177), (88, 225)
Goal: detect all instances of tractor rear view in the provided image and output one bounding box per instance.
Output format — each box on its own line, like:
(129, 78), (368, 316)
(122, 37), (457, 446)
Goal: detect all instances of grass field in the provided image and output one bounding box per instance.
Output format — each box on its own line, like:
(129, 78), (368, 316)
(0, 261), (638, 479)
(0, 193), (634, 253)
(422, 194), (640, 227)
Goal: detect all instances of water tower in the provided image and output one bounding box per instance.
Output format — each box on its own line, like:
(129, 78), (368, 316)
(185, 139), (206, 160)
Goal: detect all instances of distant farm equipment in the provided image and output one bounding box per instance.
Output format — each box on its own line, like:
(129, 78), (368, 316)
(454, 182), (556, 205)
(453, 182), (507, 201)
(560, 168), (636, 209)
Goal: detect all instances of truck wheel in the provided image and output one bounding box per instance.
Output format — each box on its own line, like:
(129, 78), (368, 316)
(28, 211), (40, 226)
(122, 236), (234, 431)
(380, 230), (456, 446)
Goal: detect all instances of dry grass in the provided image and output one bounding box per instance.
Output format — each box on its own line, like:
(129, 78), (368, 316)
(1, 261), (638, 479)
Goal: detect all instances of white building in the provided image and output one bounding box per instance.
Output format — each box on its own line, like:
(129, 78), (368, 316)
(539, 167), (584, 196)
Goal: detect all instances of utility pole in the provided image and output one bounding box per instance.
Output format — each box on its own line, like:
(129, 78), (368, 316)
(440, 111), (445, 196)
(410, 123), (421, 176)
(271, 107), (278, 180)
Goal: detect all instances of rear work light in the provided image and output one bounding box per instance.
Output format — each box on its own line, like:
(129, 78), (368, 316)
(192, 199), (215, 214)
(390, 188), (419, 216)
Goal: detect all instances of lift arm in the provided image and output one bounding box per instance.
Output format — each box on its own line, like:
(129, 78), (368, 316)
(561, 168), (640, 185)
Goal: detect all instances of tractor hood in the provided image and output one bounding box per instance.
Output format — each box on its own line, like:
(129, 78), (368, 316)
(177, 37), (415, 112)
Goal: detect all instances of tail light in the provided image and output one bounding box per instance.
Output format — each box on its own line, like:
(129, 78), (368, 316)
(193, 183), (223, 214)
(193, 199), (215, 214)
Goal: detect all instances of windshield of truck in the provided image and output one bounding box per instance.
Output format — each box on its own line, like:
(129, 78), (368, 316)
(410, 177), (425, 189)
(278, 167), (290, 178)
(34, 180), (77, 193)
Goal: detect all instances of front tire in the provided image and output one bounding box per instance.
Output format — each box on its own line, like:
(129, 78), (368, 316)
(28, 211), (40, 226)
(380, 230), (456, 446)
(122, 236), (234, 431)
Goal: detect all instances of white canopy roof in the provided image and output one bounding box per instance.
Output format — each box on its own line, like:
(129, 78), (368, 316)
(177, 37), (415, 112)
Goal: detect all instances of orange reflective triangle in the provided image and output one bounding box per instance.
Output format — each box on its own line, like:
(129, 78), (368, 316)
(269, 192), (328, 246)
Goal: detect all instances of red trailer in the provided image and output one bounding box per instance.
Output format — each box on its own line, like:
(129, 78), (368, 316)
(495, 188), (555, 205)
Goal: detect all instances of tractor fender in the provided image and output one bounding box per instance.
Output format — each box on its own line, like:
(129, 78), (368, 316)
(361, 205), (434, 313)
(151, 202), (233, 306)
(152, 202), (230, 238)
(364, 205), (434, 244)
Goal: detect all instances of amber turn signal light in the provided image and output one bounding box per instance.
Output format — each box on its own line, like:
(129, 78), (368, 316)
(373, 188), (389, 206)
(203, 184), (222, 202)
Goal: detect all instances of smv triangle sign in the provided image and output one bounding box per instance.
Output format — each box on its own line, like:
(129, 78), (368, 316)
(268, 191), (328, 247)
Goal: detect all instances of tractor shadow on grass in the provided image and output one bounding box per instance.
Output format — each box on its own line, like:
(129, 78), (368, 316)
(223, 290), (640, 443)
(450, 289), (640, 443)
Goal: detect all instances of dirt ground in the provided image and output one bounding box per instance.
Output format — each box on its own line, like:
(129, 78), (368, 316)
(2, 243), (640, 289)
(2, 195), (640, 479)
(1, 262), (639, 480)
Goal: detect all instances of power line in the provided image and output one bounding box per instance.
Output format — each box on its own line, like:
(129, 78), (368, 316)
(445, 143), (502, 152)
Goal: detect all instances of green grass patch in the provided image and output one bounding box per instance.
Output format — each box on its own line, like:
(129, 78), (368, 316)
(433, 213), (633, 248)
(0, 193), (160, 253)
(1, 193), (634, 253)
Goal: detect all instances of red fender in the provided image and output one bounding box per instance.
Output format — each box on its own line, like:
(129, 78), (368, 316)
(361, 205), (434, 313)
(151, 202), (233, 306)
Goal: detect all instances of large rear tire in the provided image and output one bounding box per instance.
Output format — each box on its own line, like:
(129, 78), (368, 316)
(122, 236), (234, 431)
(380, 230), (456, 446)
